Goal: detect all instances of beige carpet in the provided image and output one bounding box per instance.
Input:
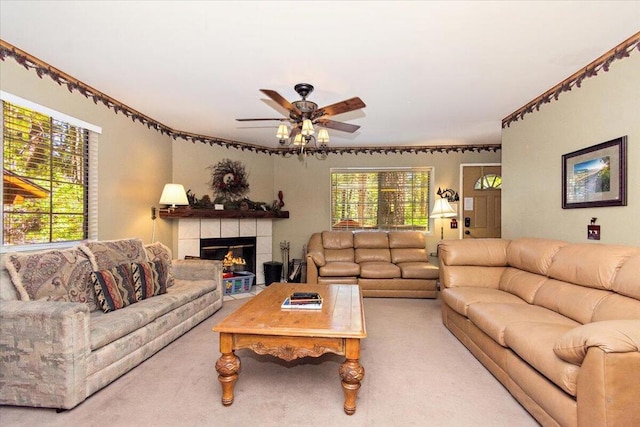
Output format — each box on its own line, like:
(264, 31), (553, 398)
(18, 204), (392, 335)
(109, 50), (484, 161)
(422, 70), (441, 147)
(0, 297), (537, 426)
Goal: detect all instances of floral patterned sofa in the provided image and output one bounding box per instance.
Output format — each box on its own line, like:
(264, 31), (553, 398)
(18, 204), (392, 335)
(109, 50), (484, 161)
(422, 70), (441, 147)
(0, 238), (223, 410)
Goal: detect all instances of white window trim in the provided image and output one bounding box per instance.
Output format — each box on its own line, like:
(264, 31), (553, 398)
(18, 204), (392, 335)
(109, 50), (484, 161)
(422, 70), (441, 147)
(0, 92), (100, 253)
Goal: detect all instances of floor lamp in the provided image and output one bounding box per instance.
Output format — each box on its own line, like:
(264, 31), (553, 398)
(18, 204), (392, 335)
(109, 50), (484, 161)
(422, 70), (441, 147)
(430, 198), (457, 240)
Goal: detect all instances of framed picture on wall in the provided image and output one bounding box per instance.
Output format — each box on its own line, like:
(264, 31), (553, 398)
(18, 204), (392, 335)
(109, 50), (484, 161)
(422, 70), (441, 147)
(562, 136), (627, 209)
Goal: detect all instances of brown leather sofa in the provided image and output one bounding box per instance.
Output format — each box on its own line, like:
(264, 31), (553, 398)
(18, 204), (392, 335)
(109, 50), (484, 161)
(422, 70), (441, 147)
(306, 230), (439, 298)
(439, 238), (640, 427)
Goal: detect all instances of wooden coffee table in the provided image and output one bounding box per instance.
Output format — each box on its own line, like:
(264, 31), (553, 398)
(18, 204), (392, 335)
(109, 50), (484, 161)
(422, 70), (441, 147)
(213, 283), (366, 415)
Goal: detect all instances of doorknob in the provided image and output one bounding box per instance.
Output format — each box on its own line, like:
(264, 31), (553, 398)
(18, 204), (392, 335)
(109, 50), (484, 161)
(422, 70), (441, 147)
(465, 230), (470, 235)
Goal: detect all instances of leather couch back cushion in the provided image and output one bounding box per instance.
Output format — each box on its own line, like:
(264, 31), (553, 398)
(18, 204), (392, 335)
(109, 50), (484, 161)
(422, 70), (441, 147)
(506, 238), (567, 275)
(388, 231), (425, 248)
(547, 244), (640, 290)
(440, 265), (503, 289)
(612, 254), (640, 299)
(354, 232), (388, 248)
(391, 248), (428, 263)
(439, 239), (509, 267)
(592, 293), (640, 321)
(499, 267), (548, 304)
(321, 231), (354, 249)
(355, 248), (391, 263)
(533, 279), (612, 324)
(325, 248), (355, 263)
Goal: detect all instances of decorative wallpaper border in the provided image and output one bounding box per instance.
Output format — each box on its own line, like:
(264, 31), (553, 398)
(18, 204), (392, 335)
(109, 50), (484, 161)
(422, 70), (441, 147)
(502, 32), (640, 128)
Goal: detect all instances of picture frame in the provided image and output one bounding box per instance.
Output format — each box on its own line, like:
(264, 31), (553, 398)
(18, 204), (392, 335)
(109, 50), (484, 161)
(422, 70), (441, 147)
(562, 136), (627, 209)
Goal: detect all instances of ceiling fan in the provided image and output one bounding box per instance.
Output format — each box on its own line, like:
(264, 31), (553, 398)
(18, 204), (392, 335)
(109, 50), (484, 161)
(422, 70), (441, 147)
(236, 83), (365, 149)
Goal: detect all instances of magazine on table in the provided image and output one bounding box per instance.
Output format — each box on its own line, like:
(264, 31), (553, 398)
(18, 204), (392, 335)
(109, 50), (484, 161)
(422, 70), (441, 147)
(281, 292), (323, 310)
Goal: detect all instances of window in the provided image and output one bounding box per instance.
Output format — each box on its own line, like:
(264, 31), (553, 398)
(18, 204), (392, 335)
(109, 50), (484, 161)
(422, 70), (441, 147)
(330, 167), (432, 231)
(1, 92), (99, 250)
(474, 174), (502, 190)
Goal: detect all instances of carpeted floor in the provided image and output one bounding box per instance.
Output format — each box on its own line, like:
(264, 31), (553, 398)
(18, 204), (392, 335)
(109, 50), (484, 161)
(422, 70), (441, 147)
(0, 296), (538, 426)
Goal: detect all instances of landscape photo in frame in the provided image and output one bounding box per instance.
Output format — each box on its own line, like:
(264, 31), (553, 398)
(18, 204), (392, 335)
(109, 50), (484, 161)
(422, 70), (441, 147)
(562, 136), (627, 209)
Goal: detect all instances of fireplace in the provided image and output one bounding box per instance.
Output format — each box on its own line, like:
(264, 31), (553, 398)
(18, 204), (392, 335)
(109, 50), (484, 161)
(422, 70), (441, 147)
(200, 237), (256, 274)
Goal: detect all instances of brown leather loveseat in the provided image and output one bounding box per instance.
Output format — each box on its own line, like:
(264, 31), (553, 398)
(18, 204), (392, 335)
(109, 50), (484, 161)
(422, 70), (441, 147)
(439, 238), (640, 426)
(306, 230), (439, 298)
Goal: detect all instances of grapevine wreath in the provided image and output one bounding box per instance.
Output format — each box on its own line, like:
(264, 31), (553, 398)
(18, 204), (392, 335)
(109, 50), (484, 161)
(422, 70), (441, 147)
(208, 159), (250, 201)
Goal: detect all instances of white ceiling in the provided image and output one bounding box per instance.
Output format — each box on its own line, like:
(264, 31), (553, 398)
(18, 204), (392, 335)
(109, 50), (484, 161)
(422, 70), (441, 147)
(1, 1), (638, 149)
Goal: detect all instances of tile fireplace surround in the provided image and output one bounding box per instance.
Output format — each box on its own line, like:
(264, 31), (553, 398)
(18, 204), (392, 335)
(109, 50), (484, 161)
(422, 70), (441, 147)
(177, 218), (273, 285)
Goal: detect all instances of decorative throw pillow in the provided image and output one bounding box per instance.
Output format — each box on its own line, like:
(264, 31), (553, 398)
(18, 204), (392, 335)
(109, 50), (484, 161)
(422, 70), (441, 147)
(81, 238), (147, 271)
(131, 260), (167, 300)
(91, 263), (137, 313)
(5, 247), (98, 311)
(144, 241), (175, 288)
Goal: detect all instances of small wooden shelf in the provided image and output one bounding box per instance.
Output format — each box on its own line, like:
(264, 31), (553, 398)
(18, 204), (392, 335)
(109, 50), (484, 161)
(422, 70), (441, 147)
(159, 207), (289, 219)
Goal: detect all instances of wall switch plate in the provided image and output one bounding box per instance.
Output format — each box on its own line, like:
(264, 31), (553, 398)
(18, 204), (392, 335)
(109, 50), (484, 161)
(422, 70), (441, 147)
(588, 224), (600, 240)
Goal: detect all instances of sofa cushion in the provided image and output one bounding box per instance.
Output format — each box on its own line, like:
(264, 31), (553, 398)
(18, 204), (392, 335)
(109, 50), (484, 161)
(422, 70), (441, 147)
(354, 231), (388, 248)
(82, 238), (147, 271)
(442, 287), (527, 317)
(504, 321), (580, 396)
(397, 262), (439, 279)
(506, 238), (566, 275)
(499, 268), (548, 304)
(131, 261), (167, 299)
(533, 279), (612, 325)
(89, 279), (216, 350)
(612, 254), (640, 299)
(319, 261), (360, 277)
(144, 241), (175, 288)
(91, 264), (138, 313)
(390, 248), (428, 263)
(355, 248), (391, 263)
(388, 231), (425, 248)
(547, 244), (640, 291)
(439, 239), (509, 267)
(592, 293), (640, 322)
(321, 231), (354, 249)
(5, 247), (97, 311)
(325, 248), (355, 263)
(467, 303), (580, 346)
(359, 261), (400, 279)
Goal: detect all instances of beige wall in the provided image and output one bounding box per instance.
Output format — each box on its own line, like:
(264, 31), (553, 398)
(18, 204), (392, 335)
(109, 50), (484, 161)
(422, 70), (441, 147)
(502, 54), (639, 245)
(0, 60), (174, 246)
(271, 150), (501, 260)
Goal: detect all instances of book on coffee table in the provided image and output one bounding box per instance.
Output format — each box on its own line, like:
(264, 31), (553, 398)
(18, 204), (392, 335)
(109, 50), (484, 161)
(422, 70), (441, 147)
(281, 296), (323, 310)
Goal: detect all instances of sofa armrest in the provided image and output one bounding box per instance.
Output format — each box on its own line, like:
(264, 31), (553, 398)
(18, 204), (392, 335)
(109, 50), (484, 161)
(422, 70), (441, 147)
(171, 259), (222, 281)
(554, 320), (640, 366)
(306, 254), (320, 284)
(0, 300), (90, 409)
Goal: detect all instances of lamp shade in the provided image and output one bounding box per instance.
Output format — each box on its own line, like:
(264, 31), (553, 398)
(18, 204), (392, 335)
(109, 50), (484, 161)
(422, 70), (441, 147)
(159, 183), (189, 207)
(276, 124), (289, 140)
(317, 128), (330, 145)
(301, 119), (314, 136)
(430, 198), (457, 219)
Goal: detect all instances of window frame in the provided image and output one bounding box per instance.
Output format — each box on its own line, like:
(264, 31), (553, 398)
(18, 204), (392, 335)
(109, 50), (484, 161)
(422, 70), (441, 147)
(330, 166), (433, 232)
(1, 91), (100, 253)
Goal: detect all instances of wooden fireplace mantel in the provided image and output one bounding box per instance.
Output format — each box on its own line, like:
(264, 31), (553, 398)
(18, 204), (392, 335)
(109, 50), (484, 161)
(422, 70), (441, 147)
(159, 207), (289, 220)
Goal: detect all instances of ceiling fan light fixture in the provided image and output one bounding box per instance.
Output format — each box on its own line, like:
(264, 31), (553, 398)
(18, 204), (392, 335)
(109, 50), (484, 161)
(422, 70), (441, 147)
(276, 123), (289, 142)
(301, 119), (314, 137)
(293, 133), (305, 146)
(317, 128), (330, 146)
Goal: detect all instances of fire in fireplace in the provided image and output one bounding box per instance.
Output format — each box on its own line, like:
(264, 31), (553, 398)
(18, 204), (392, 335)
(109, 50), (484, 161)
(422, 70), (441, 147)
(200, 237), (256, 274)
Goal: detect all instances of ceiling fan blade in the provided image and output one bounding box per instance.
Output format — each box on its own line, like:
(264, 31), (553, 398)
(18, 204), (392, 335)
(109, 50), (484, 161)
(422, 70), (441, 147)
(316, 119), (360, 133)
(236, 118), (287, 122)
(260, 89), (302, 116)
(317, 97), (366, 117)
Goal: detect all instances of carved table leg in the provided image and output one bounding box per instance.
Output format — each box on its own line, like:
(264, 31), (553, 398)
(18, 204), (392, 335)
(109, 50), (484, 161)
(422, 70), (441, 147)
(215, 333), (240, 406)
(339, 339), (365, 415)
